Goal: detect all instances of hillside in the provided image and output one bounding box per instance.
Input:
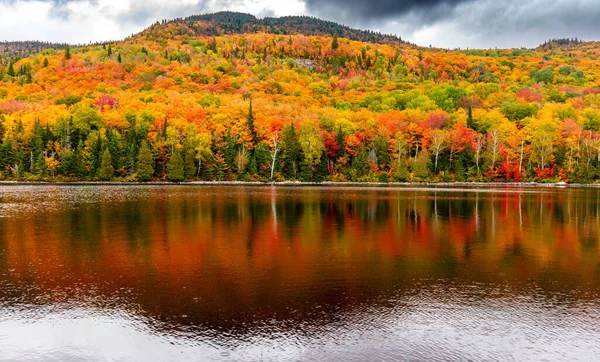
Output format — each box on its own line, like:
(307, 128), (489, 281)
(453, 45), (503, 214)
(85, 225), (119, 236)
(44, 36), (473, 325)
(0, 41), (67, 62)
(142, 12), (406, 45)
(1, 13), (600, 183)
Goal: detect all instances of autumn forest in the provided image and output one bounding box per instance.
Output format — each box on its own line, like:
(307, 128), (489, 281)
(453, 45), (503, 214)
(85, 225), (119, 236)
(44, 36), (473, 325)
(1, 12), (600, 183)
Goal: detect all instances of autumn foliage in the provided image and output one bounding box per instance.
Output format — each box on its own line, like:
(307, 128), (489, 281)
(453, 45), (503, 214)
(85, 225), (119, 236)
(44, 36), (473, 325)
(1, 13), (600, 183)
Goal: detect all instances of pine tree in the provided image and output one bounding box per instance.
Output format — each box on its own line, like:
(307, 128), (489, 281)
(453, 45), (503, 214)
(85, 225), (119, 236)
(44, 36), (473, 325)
(136, 141), (154, 181)
(64, 44), (71, 60)
(108, 44), (113, 57)
(166, 151), (184, 182)
(282, 123), (301, 179)
(99, 149), (114, 180)
(247, 99), (257, 146)
(467, 105), (475, 130)
(184, 148), (196, 179)
(117, 53), (122, 63)
(7, 61), (15, 77)
(335, 126), (345, 159)
(332, 35), (339, 50)
(43, 57), (49, 68)
(394, 157), (409, 182)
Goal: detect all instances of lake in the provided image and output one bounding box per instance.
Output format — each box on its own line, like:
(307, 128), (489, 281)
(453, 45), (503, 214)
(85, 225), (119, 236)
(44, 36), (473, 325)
(0, 185), (599, 361)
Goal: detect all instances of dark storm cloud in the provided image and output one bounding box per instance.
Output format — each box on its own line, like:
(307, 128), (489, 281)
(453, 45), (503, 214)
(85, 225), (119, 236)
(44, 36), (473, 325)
(304, 0), (472, 25)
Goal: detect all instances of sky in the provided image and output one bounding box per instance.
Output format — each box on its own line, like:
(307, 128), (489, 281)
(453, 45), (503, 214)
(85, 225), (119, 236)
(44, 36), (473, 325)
(1, 0), (599, 48)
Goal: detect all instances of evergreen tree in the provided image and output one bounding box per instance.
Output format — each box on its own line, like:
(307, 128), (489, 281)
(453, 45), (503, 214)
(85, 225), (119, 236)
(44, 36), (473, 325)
(332, 35), (339, 50)
(64, 44), (71, 60)
(33, 153), (47, 176)
(136, 141), (154, 181)
(282, 123), (301, 179)
(352, 147), (370, 181)
(43, 57), (49, 68)
(166, 151), (184, 181)
(117, 53), (122, 63)
(247, 99), (257, 146)
(467, 105), (475, 130)
(394, 157), (409, 182)
(108, 44), (113, 57)
(99, 149), (114, 180)
(184, 148), (196, 179)
(7, 61), (15, 77)
(335, 126), (345, 159)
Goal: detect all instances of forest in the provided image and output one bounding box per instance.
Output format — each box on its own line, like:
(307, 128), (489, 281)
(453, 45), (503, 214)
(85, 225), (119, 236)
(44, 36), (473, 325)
(1, 12), (600, 183)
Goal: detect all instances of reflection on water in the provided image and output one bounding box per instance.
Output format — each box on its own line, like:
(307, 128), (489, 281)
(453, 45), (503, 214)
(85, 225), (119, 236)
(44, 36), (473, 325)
(0, 185), (599, 361)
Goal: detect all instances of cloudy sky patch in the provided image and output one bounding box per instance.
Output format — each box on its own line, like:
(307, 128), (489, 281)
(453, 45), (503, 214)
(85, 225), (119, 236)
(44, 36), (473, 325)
(1, 0), (599, 48)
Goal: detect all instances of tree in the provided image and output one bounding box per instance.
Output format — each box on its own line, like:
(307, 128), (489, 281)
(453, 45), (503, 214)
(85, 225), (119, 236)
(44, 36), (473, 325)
(299, 122), (325, 180)
(270, 132), (280, 180)
(117, 53), (122, 63)
(247, 99), (257, 147)
(282, 123), (301, 179)
(99, 149), (114, 180)
(234, 146), (249, 174)
(136, 141), (154, 181)
(430, 130), (447, 173)
(166, 151), (184, 181)
(64, 44), (71, 60)
(184, 148), (196, 179)
(7, 61), (15, 77)
(43, 57), (49, 68)
(332, 35), (339, 50)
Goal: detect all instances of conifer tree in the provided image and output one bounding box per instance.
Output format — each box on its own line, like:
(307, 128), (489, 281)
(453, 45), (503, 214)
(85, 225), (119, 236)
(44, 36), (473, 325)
(64, 44), (71, 60)
(282, 123), (301, 179)
(166, 151), (184, 181)
(184, 148), (196, 179)
(43, 57), (49, 68)
(332, 35), (339, 50)
(136, 141), (154, 181)
(247, 99), (257, 146)
(7, 61), (15, 77)
(99, 149), (114, 180)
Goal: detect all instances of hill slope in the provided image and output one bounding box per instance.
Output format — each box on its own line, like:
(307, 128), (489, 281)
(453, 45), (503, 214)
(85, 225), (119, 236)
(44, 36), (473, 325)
(1, 14), (600, 183)
(141, 11), (406, 45)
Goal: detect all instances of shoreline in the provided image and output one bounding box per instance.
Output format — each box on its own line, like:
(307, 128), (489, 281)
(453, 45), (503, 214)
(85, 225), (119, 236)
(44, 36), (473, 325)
(0, 180), (593, 188)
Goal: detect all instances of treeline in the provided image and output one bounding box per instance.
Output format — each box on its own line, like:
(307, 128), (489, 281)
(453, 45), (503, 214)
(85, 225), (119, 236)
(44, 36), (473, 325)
(2, 100), (600, 184)
(147, 11), (406, 46)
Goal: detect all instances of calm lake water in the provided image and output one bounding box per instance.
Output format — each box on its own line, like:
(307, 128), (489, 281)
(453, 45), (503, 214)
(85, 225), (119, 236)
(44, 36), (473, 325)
(0, 185), (599, 361)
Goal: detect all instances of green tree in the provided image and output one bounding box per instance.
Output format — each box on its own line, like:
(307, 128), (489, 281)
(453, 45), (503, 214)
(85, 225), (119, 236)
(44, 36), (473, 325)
(332, 35), (339, 50)
(166, 151), (184, 181)
(282, 123), (301, 179)
(99, 149), (114, 180)
(64, 44), (71, 60)
(136, 141), (154, 181)
(184, 148), (196, 179)
(7, 61), (15, 77)
(247, 99), (257, 146)
(43, 57), (49, 68)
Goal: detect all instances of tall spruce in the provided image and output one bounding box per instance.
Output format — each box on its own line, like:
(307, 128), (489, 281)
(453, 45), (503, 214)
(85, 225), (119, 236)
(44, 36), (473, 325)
(247, 99), (257, 147)
(282, 122), (301, 179)
(99, 149), (114, 180)
(136, 141), (154, 181)
(166, 151), (184, 182)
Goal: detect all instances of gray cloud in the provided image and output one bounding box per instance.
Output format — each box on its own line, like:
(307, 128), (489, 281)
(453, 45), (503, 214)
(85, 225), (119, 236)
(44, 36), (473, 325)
(0, 0), (600, 48)
(304, 0), (471, 26)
